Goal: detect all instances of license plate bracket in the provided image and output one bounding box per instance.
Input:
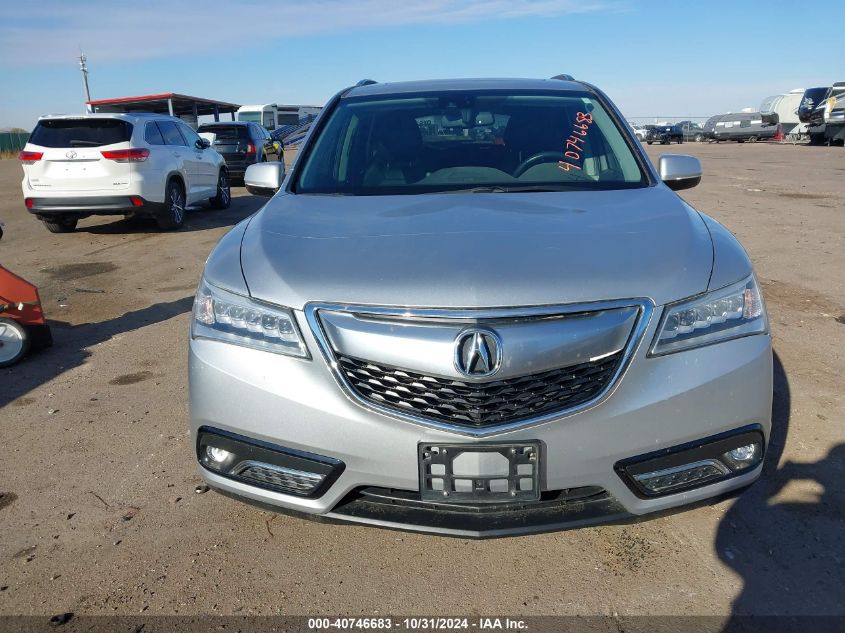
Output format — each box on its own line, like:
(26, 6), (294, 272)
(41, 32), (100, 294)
(418, 442), (540, 503)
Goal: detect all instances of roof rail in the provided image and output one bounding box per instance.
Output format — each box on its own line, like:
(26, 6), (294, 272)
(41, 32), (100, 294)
(355, 79), (378, 87)
(551, 74), (575, 81)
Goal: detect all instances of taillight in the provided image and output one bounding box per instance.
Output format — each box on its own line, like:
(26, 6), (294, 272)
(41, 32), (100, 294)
(25, 198), (34, 209)
(245, 143), (256, 156)
(129, 196), (144, 207)
(101, 148), (150, 162)
(19, 151), (43, 164)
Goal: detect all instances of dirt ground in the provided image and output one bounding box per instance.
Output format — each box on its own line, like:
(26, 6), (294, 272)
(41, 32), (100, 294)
(0, 143), (843, 619)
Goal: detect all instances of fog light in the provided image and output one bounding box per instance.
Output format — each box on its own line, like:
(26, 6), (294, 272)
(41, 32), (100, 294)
(615, 425), (766, 498)
(196, 427), (345, 498)
(722, 442), (762, 470)
(634, 460), (729, 494)
(206, 446), (232, 464)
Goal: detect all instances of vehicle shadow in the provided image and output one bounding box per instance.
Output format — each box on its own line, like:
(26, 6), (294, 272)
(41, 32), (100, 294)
(75, 192), (263, 235)
(0, 296), (193, 409)
(718, 352), (845, 629)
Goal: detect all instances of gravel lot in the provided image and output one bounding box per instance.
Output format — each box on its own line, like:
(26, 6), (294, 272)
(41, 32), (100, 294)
(0, 143), (843, 619)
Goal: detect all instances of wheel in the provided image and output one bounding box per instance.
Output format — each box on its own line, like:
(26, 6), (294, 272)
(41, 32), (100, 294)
(41, 215), (77, 233)
(0, 318), (29, 368)
(646, 141), (653, 145)
(156, 179), (185, 230)
(748, 136), (758, 143)
(694, 133), (704, 142)
(209, 170), (231, 209)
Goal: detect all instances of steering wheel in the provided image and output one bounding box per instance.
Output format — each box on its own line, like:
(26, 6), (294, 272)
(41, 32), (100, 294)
(513, 151), (588, 178)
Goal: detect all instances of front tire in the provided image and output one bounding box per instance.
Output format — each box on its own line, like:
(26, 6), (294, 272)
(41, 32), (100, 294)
(41, 215), (78, 233)
(0, 318), (29, 368)
(156, 179), (185, 230)
(209, 170), (231, 209)
(694, 133), (704, 142)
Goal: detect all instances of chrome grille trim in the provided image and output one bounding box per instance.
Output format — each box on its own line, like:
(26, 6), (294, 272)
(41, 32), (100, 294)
(305, 300), (654, 437)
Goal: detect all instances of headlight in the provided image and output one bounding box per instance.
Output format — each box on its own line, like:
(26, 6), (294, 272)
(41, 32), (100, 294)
(191, 280), (308, 358)
(650, 275), (767, 356)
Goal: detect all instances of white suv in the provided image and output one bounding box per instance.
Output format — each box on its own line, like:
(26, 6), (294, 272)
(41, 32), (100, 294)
(19, 113), (230, 232)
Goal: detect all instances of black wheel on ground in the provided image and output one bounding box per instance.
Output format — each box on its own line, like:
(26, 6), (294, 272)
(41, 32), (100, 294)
(156, 179), (186, 230)
(646, 141), (652, 145)
(0, 317), (29, 368)
(41, 215), (78, 233)
(209, 170), (231, 209)
(808, 132), (824, 146)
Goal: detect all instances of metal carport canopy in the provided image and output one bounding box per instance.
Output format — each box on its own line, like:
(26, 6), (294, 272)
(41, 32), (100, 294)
(86, 93), (241, 121)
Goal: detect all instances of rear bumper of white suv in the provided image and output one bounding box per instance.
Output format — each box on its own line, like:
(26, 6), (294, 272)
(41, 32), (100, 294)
(25, 195), (162, 216)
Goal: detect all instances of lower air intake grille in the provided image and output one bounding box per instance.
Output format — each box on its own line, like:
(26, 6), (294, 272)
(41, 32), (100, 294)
(336, 352), (623, 428)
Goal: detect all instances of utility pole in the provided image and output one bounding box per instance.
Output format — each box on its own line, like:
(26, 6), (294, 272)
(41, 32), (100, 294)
(79, 52), (92, 111)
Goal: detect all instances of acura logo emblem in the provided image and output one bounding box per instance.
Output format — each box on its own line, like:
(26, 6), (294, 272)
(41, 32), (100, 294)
(65, 150), (77, 159)
(454, 328), (502, 378)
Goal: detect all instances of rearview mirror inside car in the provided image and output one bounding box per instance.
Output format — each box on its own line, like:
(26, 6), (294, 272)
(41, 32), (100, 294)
(659, 154), (702, 191)
(244, 162), (286, 197)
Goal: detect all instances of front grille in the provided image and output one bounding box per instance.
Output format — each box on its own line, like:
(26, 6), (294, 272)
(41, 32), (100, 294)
(337, 351), (623, 428)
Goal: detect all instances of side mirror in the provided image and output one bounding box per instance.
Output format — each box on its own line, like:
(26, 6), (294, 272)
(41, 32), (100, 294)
(244, 162), (285, 197)
(659, 154), (702, 191)
(196, 138), (211, 150)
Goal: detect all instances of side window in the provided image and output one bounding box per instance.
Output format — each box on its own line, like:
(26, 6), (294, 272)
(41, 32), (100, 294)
(145, 122), (165, 145)
(263, 112), (274, 130)
(158, 120), (187, 146)
(178, 123), (202, 147)
(740, 118), (751, 128)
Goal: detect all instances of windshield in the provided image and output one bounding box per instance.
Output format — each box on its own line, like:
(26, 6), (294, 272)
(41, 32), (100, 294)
(29, 118), (133, 148)
(295, 90), (646, 195)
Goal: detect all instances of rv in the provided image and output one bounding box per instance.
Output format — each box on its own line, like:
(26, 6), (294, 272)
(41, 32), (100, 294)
(798, 83), (845, 144)
(703, 112), (779, 143)
(237, 104), (323, 131)
(760, 89), (806, 136)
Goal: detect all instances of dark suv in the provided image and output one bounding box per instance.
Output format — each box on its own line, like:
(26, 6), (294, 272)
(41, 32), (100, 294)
(196, 122), (281, 180)
(645, 125), (683, 144)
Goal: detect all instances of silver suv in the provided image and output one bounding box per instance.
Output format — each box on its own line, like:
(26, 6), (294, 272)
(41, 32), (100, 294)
(189, 77), (772, 537)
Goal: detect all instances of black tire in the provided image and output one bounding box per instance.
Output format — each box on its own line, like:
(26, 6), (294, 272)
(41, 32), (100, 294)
(209, 170), (231, 209)
(156, 179), (186, 230)
(0, 317), (29, 368)
(646, 141), (653, 145)
(41, 215), (78, 233)
(808, 132), (825, 146)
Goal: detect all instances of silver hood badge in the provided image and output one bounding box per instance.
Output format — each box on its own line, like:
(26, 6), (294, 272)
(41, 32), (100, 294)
(454, 329), (502, 378)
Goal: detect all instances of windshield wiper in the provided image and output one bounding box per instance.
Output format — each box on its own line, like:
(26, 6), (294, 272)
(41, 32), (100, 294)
(447, 185), (579, 193)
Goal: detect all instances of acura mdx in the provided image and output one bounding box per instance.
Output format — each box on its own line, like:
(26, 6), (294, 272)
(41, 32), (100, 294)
(189, 77), (772, 537)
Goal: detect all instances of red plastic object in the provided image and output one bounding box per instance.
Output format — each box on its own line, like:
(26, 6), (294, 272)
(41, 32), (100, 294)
(0, 265), (48, 328)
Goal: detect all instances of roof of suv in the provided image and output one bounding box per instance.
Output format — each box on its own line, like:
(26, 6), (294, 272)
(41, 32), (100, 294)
(344, 77), (587, 98)
(36, 112), (182, 123)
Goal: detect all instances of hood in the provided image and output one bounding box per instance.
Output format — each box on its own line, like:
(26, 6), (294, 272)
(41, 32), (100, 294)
(239, 187), (713, 310)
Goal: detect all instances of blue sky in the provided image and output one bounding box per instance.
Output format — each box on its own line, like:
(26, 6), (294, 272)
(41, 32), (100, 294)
(0, 0), (841, 129)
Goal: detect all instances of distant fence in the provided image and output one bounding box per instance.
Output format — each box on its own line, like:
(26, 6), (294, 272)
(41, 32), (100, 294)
(626, 117), (710, 126)
(0, 131), (29, 154)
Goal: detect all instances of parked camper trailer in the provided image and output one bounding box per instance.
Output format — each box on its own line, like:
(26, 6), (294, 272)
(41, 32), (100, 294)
(760, 89), (806, 137)
(798, 84), (845, 144)
(703, 112), (779, 143)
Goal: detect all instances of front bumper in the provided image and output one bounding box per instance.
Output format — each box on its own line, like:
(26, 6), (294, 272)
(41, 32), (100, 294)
(189, 310), (772, 537)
